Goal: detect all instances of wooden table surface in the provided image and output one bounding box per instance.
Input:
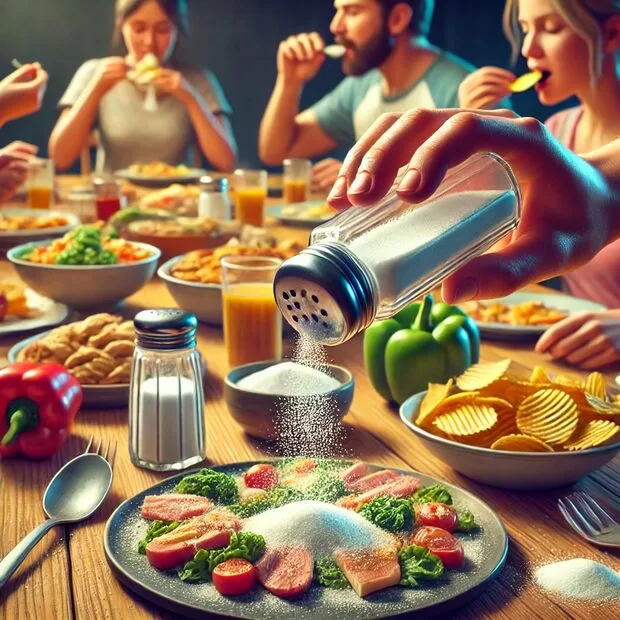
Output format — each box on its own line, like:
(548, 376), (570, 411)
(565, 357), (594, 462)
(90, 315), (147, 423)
(1, 178), (619, 620)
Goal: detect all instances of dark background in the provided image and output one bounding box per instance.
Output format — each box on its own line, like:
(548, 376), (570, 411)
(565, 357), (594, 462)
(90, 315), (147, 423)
(0, 0), (574, 170)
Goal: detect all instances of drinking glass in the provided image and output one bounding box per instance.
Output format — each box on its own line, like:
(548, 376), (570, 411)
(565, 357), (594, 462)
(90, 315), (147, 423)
(283, 158), (311, 204)
(234, 169), (268, 227)
(27, 159), (54, 209)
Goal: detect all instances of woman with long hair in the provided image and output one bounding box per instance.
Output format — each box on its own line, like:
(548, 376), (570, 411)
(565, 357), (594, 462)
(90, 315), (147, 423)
(458, 0), (620, 369)
(49, 0), (237, 172)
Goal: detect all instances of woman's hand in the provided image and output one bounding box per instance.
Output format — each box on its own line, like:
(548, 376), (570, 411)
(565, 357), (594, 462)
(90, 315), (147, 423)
(151, 69), (193, 103)
(535, 310), (620, 369)
(312, 158), (343, 193)
(0, 63), (48, 125)
(94, 57), (127, 95)
(458, 67), (516, 110)
(0, 141), (37, 202)
(326, 108), (619, 304)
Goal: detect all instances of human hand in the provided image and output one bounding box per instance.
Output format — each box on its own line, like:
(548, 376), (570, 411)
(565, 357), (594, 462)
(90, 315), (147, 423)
(151, 68), (191, 102)
(312, 158), (343, 193)
(458, 67), (516, 109)
(0, 63), (48, 125)
(535, 310), (620, 369)
(277, 32), (326, 86)
(326, 108), (617, 304)
(0, 141), (38, 202)
(94, 57), (127, 95)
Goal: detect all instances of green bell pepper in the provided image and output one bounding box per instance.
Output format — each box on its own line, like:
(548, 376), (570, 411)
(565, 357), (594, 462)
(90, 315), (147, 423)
(364, 295), (480, 405)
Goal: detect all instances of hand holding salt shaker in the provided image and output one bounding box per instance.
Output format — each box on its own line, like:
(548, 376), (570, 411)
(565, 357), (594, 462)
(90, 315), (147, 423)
(129, 309), (205, 471)
(274, 152), (522, 345)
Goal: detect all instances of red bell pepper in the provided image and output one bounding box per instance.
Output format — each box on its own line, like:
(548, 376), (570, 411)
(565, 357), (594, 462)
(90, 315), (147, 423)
(0, 363), (83, 459)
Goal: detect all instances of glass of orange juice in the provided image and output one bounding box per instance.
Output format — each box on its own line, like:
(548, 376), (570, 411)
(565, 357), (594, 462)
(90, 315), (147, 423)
(283, 158), (311, 204)
(221, 256), (282, 367)
(27, 158), (54, 209)
(234, 169), (268, 227)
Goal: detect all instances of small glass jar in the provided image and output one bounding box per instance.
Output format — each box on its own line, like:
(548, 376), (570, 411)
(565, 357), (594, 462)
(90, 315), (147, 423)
(93, 177), (125, 221)
(66, 188), (97, 223)
(129, 309), (206, 471)
(199, 176), (232, 220)
(274, 152), (522, 346)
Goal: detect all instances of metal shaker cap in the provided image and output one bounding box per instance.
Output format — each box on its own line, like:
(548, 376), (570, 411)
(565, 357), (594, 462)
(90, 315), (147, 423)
(273, 242), (378, 346)
(200, 176), (228, 193)
(134, 308), (198, 350)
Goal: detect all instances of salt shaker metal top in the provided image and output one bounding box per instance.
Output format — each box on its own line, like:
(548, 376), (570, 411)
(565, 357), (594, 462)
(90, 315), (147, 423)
(129, 308), (206, 471)
(274, 153), (522, 346)
(199, 175), (232, 220)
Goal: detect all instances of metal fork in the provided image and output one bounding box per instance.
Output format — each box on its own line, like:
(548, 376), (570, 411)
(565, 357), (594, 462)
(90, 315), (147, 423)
(83, 435), (118, 464)
(588, 461), (620, 503)
(558, 490), (620, 548)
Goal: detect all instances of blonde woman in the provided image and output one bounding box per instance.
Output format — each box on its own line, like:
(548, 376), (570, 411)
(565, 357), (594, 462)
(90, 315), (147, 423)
(458, 0), (620, 369)
(49, 0), (237, 172)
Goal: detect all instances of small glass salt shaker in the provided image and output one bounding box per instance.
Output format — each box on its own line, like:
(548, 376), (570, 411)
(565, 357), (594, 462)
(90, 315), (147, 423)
(199, 176), (232, 220)
(129, 308), (206, 471)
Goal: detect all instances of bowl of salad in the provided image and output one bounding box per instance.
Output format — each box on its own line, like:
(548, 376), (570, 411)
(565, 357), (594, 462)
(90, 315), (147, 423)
(7, 224), (160, 310)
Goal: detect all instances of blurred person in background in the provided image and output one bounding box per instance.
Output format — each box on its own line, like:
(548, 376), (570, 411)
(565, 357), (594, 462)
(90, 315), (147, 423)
(49, 0), (237, 173)
(259, 0), (504, 192)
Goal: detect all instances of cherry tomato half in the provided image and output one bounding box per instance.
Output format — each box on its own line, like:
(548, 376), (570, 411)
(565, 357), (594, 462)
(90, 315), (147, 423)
(416, 502), (458, 532)
(244, 463), (279, 490)
(412, 526), (465, 569)
(212, 558), (256, 596)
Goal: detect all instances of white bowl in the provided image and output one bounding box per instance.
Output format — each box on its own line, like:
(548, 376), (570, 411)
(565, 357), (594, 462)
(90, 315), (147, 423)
(158, 255), (222, 324)
(8, 240), (160, 310)
(400, 391), (620, 490)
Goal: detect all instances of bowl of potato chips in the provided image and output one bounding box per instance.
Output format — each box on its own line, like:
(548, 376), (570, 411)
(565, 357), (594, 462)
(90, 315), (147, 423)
(400, 359), (620, 489)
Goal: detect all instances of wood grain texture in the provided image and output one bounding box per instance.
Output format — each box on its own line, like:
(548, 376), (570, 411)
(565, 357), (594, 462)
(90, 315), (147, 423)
(1, 177), (619, 619)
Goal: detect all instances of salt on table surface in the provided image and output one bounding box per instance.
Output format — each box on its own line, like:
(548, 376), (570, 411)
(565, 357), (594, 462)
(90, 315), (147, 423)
(534, 558), (620, 601)
(244, 500), (393, 557)
(237, 361), (341, 396)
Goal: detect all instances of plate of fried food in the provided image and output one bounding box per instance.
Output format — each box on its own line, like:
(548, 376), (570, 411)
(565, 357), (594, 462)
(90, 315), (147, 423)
(116, 162), (206, 187)
(0, 281), (69, 336)
(460, 291), (607, 339)
(159, 238), (302, 325)
(400, 359), (620, 489)
(8, 313), (134, 407)
(266, 200), (336, 227)
(0, 208), (79, 249)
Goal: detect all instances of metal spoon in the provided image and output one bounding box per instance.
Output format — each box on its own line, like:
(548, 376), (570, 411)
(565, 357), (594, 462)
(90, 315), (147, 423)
(0, 441), (114, 589)
(323, 44), (346, 59)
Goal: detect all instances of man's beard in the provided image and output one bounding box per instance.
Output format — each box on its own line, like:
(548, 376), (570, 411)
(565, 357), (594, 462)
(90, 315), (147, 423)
(338, 28), (393, 76)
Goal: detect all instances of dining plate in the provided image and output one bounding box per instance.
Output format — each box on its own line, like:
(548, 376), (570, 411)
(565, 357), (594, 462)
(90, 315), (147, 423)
(104, 460), (508, 620)
(0, 208), (80, 249)
(8, 329), (129, 409)
(266, 200), (335, 227)
(0, 289), (69, 336)
(115, 168), (207, 188)
(460, 290), (607, 339)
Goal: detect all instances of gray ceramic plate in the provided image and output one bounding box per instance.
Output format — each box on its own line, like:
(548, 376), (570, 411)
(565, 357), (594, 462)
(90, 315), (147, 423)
(459, 291), (607, 340)
(266, 201), (335, 227)
(8, 329), (129, 409)
(115, 168), (206, 188)
(0, 208), (80, 249)
(104, 460), (508, 619)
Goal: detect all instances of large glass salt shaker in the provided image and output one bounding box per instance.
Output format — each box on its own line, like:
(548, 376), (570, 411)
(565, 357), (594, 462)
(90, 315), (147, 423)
(129, 309), (206, 471)
(274, 152), (521, 346)
(199, 176), (232, 220)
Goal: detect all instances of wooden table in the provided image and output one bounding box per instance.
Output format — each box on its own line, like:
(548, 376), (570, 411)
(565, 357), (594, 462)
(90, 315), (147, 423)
(1, 179), (619, 619)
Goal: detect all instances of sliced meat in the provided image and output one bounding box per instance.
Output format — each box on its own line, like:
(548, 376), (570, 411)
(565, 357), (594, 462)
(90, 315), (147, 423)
(335, 548), (400, 597)
(339, 462), (371, 486)
(255, 547), (313, 598)
(348, 469), (399, 492)
(145, 509), (241, 570)
(357, 476), (420, 504)
(140, 493), (214, 522)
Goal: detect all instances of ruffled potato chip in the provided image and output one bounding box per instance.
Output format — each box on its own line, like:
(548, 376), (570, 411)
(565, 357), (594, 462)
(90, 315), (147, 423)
(584, 372), (607, 400)
(416, 391), (480, 429)
(456, 359), (512, 391)
(564, 420), (620, 451)
(530, 366), (550, 384)
(461, 413), (518, 448)
(584, 393), (620, 415)
(433, 404), (498, 437)
(418, 379), (454, 426)
(517, 388), (578, 445)
(491, 434), (553, 452)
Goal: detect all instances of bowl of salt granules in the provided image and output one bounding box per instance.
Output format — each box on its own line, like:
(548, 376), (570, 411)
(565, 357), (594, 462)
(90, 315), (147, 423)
(224, 360), (354, 440)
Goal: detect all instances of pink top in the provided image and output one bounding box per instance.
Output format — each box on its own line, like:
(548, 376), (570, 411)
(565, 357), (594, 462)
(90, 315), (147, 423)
(545, 106), (620, 308)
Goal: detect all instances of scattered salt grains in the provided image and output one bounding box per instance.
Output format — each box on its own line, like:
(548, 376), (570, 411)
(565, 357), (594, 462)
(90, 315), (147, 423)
(273, 336), (350, 457)
(237, 361), (340, 396)
(534, 559), (620, 601)
(244, 500), (393, 557)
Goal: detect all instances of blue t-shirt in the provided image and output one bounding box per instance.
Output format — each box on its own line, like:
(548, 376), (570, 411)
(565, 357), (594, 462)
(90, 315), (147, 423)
(312, 51), (479, 147)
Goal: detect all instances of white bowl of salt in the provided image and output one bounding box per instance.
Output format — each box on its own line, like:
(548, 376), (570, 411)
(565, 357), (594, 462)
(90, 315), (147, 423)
(224, 360), (354, 440)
